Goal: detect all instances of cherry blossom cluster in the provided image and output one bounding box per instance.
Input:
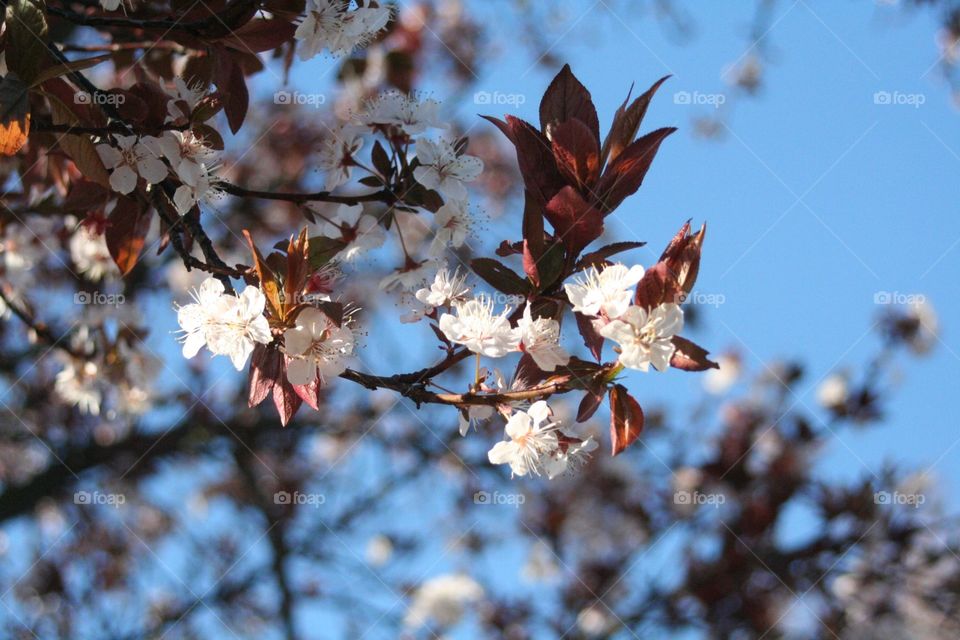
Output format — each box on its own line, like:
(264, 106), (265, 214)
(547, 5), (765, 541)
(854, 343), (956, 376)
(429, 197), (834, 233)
(566, 264), (684, 372)
(295, 0), (392, 60)
(95, 81), (222, 213)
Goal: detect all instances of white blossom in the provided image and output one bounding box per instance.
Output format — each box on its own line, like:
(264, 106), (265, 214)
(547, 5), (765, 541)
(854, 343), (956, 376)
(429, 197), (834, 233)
(173, 160), (221, 215)
(598, 303), (683, 372)
(379, 258), (441, 291)
(357, 91), (446, 135)
(54, 360), (101, 415)
(404, 574), (484, 629)
(487, 401), (560, 477)
(317, 203), (385, 261)
(517, 304), (570, 372)
(429, 199), (472, 256)
(415, 266), (470, 310)
(316, 129), (363, 190)
(283, 307), (354, 386)
(206, 285), (273, 370)
(165, 77), (207, 122)
(564, 263), (645, 319)
(413, 138), (483, 201)
(544, 436), (597, 479)
(295, 0), (391, 60)
(96, 135), (167, 195)
(69, 225), (114, 282)
(703, 353), (741, 394)
(159, 130), (218, 179)
(176, 277), (232, 359)
(438, 295), (520, 358)
(817, 374), (849, 408)
(175, 277), (272, 370)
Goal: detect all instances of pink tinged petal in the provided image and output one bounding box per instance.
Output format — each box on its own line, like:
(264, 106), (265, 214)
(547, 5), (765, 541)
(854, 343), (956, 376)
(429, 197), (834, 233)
(109, 166), (138, 195)
(453, 156), (483, 181)
(173, 185), (195, 215)
(97, 145), (122, 169)
(283, 326), (312, 355)
(441, 179), (467, 201)
(296, 307), (326, 337)
(137, 157), (168, 184)
(286, 357), (316, 385)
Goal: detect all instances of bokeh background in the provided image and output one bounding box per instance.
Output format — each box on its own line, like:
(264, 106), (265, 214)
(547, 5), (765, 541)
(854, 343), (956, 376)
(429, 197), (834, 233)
(1, 1), (958, 638)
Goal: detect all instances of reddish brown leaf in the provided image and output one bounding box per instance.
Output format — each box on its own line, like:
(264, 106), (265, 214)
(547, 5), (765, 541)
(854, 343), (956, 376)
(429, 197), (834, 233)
(127, 82), (173, 130)
(575, 312), (604, 362)
(594, 127), (675, 213)
(610, 383), (644, 456)
(248, 344), (280, 407)
(273, 367), (303, 427)
(220, 19), (297, 53)
(63, 180), (111, 212)
(633, 261), (682, 309)
(522, 239), (539, 287)
(551, 118), (600, 191)
(577, 387), (606, 422)
(506, 115), (566, 207)
(659, 220), (706, 297)
(601, 75), (670, 169)
(544, 186), (604, 257)
(291, 378), (320, 411)
(480, 114), (514, 143)
(539, 64), (600, 145)
(470, 258), (530, 296)
(670, 336), (719, 371)
(217, 55), (249, 134)
(106, 196), (151, 276)
(521, 189), (545, 260)
(576, 241), (647, 271)
(514, 352), (550, 389)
